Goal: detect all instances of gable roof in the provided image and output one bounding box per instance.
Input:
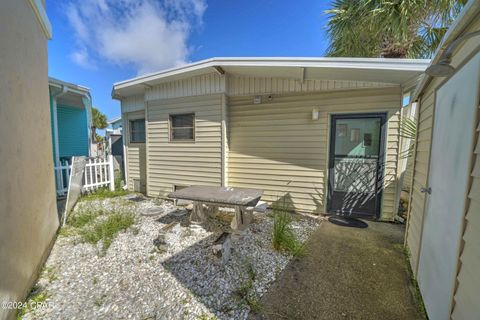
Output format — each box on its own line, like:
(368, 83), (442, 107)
(112, 57), (430, 97)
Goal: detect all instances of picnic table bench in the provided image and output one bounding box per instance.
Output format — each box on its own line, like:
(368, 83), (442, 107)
(168, 185), (263, 232)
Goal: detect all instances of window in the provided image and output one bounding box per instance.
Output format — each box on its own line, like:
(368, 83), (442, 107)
(170, 113), (194, 141)
(129, 119), (145, 143)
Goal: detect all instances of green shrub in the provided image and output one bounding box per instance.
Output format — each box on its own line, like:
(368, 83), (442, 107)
(80, 212), (135, 252)
(271, 199), (305, 256)
(81, 187), (130, 201)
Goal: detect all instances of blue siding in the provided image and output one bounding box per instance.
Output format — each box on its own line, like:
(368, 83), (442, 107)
(57, 105), (89, 158)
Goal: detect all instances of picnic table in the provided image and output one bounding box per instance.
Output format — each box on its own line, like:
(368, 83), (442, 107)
(168, 185), (263, 232)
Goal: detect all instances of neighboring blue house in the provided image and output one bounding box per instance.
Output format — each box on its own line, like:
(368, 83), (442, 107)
(49, 77), (92, 195)
(49, 77), (92, 163)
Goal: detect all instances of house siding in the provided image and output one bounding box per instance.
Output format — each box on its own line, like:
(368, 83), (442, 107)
(451, 102), (480, 320)
(146, 94), (223, 197)
(228, 87), (402, 219)
(57, 105), (89, 158)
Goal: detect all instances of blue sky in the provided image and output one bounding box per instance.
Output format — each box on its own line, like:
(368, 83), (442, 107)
(47, 0), (331, 121)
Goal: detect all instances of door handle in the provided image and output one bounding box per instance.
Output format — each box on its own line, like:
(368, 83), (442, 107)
(420, 187), (432, 194)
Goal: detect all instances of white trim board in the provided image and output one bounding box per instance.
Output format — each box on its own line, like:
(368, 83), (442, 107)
(26, 0), (52, 39)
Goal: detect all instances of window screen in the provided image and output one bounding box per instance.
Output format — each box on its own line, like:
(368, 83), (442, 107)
(170, 114), (194, 141)
(129, 119), (145, 143)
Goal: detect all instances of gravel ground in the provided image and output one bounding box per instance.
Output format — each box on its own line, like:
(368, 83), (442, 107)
(22, 194), (319, 320)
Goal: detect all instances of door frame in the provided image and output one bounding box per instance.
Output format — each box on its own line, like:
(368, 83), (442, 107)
(326, 112), (387, 219)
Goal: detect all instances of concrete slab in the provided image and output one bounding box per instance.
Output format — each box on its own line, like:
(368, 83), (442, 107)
(250, 219), (425, 320)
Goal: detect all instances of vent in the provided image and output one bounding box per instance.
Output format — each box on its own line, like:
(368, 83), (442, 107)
(133, 179), (141, 192)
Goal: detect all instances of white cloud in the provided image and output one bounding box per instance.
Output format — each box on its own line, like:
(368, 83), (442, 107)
(66, 0), (206, 75)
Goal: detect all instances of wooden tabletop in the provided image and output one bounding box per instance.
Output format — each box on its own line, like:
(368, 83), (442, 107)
(168, 185), (263, 207)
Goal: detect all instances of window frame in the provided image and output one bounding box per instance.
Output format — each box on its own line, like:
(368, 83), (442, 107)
(129, 118), (146, 143)
(169, 113), (195, 142)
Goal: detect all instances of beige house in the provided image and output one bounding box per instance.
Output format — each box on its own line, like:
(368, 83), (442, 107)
(113, 58), (428, 221)
(0, 1), (58, 319)
(405, 1), (480, 319)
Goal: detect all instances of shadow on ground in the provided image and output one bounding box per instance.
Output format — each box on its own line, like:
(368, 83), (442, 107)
(250, 219), (425, 320)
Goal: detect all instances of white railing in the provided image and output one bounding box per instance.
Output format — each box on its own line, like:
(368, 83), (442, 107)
(83, 155), (115, 192)
(54, 160), (72, 196)
(54, 155), (115, 197)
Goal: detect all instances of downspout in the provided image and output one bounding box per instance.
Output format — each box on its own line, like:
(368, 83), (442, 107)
(81, 93), (93, 157)
(52, 86), (68, 195)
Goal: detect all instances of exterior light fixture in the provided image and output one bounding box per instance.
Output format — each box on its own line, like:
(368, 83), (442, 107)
(426, 30), (480, 77)
(312, 108), (319, 120)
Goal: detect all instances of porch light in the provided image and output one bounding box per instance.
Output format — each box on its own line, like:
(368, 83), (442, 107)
(426, 30), (480, 77)
(312, 108), (319, 120)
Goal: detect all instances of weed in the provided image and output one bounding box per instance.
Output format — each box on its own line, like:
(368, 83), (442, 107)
(43, 266), (57, 282)
(114, 170), (124, 191)
(197, 314), (217, 320)
(81, 188), (130, 201)
(94, 294), (107, 307)
(234, 280), (253, 299)
(246, 296), (262, 313)
(246, 262), (256, 281)
(271, 200), (305, 256)
(80, 212), (135, 252)
(68, 209), (99, 228)
(16, 286), (49, 319)
(92, 277), (98, 285)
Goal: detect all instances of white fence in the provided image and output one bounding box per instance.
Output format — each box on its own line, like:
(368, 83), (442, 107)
(54, 160), (72, 196)
(54, 155), (114, 197)
(83, 156), (115, 192)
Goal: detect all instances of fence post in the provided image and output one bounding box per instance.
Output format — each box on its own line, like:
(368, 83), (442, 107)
(108, 155), (115, 191)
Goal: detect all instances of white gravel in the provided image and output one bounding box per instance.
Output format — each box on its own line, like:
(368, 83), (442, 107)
(22, 194), (319, 320)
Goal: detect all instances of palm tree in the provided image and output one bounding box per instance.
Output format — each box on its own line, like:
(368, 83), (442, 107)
(325, 0), (467, 58)
(91, 107), (107, 142)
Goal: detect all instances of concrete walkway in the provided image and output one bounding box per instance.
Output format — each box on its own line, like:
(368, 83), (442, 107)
(251, 218), (425, 320)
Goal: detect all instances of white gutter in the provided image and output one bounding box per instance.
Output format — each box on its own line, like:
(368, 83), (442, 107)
(412, 0), (480, 101)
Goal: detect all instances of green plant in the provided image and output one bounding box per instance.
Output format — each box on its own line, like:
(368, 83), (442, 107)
(271, 200), (305, 256)
(400, 116), (417, 159)
(80, 212), (135, 253)
(16, 286), (49, 319)
(81, 187), (130, 201)
(114, 170), (124, 191)
(325, 0), (466, 58)
(197, 314), (217, 320)
(68, 209), (100, 228)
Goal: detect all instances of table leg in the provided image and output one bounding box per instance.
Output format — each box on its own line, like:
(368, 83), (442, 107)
(190, 201), (209, 224)
(231, 205), (253, 232)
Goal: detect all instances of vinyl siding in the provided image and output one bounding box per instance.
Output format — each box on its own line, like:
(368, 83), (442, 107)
(228, 87), (402, 219)
(142, 75), (397, 102)
(57, 105), (89, 158)
(452, 113), (480, 319)
(124, 111), (146, 192)
(146, 94), (223, 197)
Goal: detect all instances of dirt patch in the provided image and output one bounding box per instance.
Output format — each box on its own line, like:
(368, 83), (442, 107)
(250, 219), (425, 320)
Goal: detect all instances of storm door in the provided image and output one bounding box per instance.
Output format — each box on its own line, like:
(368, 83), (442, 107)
(327, 113), (386, 218)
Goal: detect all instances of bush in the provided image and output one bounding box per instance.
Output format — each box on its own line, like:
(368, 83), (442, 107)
(81, 187), (129, 201)
(271, 199), (305, 256)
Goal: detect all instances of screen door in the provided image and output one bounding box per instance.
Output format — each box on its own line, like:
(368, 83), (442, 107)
(327, 113), (386, 218)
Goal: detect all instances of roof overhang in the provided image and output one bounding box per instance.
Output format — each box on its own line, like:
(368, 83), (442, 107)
(49, 77), (91, 108)
(112, 57), (430, 98)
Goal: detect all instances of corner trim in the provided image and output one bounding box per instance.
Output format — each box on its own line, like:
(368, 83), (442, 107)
(26, 0), (52, 39)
